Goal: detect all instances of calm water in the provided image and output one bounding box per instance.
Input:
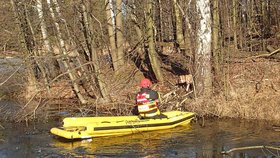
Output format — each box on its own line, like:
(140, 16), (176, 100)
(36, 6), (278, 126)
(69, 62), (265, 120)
(0, 118), (279, 158)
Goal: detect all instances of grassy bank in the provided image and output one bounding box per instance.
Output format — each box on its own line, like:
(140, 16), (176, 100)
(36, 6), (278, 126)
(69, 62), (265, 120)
(187, 58), (280, 121)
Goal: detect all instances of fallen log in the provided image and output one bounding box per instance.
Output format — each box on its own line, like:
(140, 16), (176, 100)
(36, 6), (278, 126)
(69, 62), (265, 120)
(250, 47), (280, 59)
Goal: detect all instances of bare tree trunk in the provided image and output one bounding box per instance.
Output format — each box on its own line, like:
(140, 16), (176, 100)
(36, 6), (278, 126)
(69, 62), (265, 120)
(212, 0), (221, 83)
(35, 0), (60, 79)
(232, 0), (238, 49)
(61, 1), (99, 101)
(105, 0), (118, 71)
(80, 0), (111, 102)
(157, 0), (163, 42)
(248, 0), (253, 51)
(146, 0), (163, 82)
(47, 0), (87, 104)
(130, 2), (144, 57)
(173, 0), (185, 50)
(23, 1), (51, 94)
(176, 1), (194, 58)
(240, 0), (248, 50)
(91, 48), (111, 102)
(261, 0), (269, 50)
(129, 2), (146, 65)
(116, 0), (125, 67)
(195, 0), (213, 97)
(79, 2), (91, 60)
(11, 0), (34, 53)
(133, 20), (143, 45)
(11, 0), (39, 99)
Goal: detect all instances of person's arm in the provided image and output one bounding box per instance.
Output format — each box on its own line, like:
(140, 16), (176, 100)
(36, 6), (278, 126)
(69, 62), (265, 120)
(148, 90), (159, 102)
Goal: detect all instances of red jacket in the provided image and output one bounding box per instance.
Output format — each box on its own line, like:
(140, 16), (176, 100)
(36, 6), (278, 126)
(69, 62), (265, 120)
(136, 88), (160, 117)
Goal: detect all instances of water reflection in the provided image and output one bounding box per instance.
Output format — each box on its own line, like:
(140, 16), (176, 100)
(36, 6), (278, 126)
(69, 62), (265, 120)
(52, 126), (192, 157)
(51, 119), (280, 158)
(0, 118), (279, 157)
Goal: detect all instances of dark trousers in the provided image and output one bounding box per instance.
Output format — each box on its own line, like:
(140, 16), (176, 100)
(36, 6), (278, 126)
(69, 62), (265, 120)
(131, 106), (139, 115)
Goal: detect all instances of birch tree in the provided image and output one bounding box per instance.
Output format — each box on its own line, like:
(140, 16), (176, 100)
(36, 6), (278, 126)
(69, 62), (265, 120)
(47, 0), (87, 104)
(195, 0), (213, 97)
(105, 0), (125, 73)
(35, 0), (59, 79)
(105, 0), (118, 70)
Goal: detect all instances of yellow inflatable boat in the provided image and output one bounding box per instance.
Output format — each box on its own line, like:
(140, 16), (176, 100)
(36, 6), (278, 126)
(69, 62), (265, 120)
(50, 111), (195, 140)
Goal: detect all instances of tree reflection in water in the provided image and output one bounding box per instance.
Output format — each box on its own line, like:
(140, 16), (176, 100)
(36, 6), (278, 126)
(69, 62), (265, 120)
(0, 118), (279, 157)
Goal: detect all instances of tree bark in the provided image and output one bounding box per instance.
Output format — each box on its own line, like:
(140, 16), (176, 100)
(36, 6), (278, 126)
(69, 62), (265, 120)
(146, 0), (163, 82)
(176, 1), (194, 58)
(130, 2), (144, 58)
(115, 0), (125, 67)
(47, 0), (87, 104)
(10, 0), (38, 99)
(157, 0), (163, 42)
(232, 0), (238, 50)
(80, 0), (111, 102)
(173, 0), (185, 49)
(105, 0), (118, 71)
(195, 0), (213, 97)
(35, 0), (60, 79)
(212, 0), (221, 81)
(69, 1), (99, 100)
(24, 1), (51, 93)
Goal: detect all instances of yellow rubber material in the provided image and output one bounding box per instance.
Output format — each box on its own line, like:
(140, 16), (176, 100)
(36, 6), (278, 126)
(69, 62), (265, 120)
(50, 111), (195, 140)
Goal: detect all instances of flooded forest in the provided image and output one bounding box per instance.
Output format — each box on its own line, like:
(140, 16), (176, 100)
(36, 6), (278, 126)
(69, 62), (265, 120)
(0, 0), (279, 122)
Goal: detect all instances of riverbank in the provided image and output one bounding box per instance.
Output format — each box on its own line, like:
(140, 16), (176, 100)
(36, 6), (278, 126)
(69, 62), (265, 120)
(187, 58), (280, 121)
(0, 56), (279, 123)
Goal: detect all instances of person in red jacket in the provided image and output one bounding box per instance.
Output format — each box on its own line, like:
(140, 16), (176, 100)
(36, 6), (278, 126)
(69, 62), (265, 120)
(133, 78), (167, 119)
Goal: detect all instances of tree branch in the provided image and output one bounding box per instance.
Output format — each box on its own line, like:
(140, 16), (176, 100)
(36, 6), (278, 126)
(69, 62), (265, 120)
(0, 124), (4, 129)
(0, 64), (22, 86)
(250, 48), (280, 59)
(221, 145), (280, 155)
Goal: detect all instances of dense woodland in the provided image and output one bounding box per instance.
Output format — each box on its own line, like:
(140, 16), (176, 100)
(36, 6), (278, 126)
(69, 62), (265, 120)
(0, 0), (279, 122)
